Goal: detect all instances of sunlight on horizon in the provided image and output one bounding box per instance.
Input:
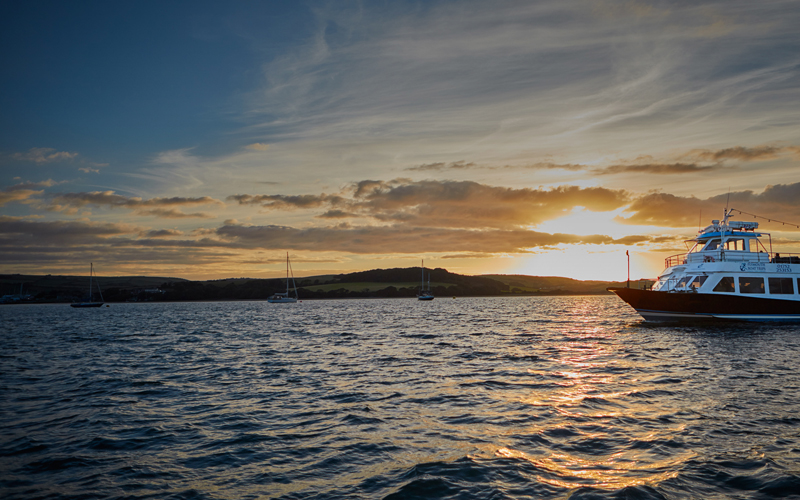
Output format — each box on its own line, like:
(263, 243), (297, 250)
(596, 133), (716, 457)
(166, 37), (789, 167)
(509, 246), (665, 282)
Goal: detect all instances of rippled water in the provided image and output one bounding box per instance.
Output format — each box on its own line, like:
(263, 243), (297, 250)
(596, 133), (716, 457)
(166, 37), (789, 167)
(2, 296), (800, 499)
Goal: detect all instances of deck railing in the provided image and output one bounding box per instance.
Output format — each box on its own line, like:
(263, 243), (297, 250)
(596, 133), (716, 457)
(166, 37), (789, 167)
(664, 251), (800, 269)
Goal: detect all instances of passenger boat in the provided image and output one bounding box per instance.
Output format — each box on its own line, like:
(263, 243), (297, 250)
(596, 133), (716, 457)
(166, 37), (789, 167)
(268, 253), (298, 303)
(609, 209), (800, 322)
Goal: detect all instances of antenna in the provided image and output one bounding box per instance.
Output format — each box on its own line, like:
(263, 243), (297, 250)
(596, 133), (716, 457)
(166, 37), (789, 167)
(724, 188), (731, 219)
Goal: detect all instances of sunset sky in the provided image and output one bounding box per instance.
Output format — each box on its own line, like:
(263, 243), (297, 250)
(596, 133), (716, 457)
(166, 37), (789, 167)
(2, 0), (799, 281)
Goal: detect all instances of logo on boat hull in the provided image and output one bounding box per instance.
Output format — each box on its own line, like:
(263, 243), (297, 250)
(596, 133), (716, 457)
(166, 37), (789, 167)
(740, 262), (767, 272)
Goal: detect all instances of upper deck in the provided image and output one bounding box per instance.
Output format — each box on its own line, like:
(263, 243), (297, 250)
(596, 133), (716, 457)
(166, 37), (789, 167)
(664, 214), (800, 269)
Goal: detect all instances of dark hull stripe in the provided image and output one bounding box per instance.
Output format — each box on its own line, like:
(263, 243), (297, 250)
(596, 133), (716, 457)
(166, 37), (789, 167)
(608, 287), (800, 322)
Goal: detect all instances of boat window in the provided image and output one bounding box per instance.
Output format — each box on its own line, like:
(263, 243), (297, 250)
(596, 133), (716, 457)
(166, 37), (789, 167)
(724, 238), (745, 251)
(769, 277), (795, 295)
(676, 276), (693, 288)
(712, 277), (735, 293)
(703, 239), (720, 251)
(691, 276), (708, 289)
(739, 277), (765, 294)
(653, 276), (670, 291)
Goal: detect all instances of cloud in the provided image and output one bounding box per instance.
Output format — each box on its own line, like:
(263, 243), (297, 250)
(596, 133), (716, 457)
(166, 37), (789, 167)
(45, 191), (224, 218)
(214, 222), (627, 254)
(135, 208), (216, 219)
(0, 216), (141, 245)
(690, 145), (785, 162)
(232, 179), (631, 230)
(227, 193), (345, 210)
(402, 145), (799, 176)
(234, 0), (800, 182)
(0, 180), (59, 206)
(597, 162), (720, 175)
(441, 253), (497, 259)
(316, 210), (357, 219)
(406, 161), (478, 172)
(145, 229), (184, 238)
(245, 142), (270, 151)
(621, 181), (800, 228)
(12, 147), (78, 164)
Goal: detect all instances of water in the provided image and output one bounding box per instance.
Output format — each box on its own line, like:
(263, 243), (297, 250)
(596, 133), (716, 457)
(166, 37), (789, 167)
(2, 296), (800, 499)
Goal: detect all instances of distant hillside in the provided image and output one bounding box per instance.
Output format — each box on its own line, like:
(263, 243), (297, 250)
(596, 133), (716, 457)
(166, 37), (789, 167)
(1, 268), (646, 303)
(483, 275), (631, 295)
(1, 274), (187, 299)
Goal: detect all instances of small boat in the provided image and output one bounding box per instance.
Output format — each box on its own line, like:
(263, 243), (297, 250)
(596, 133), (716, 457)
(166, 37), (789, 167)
(609, 208), (800, 322)
(71, 263), (104, 308)
(417, 259), (434, 301)
(268, 253), (298, 303)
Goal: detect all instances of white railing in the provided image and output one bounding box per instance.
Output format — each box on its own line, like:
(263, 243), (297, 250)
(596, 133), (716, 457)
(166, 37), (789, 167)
(664, 251), (799, 269)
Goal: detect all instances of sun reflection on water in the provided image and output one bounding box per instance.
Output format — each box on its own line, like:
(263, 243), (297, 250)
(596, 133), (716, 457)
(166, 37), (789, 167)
(475, 298), (696, 491)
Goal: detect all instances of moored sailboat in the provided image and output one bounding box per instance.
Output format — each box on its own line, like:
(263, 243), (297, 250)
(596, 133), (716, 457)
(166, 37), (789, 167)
(71, 263), (105, 308)
(268, 253), (298, 303)
(417, 259), (434, 301)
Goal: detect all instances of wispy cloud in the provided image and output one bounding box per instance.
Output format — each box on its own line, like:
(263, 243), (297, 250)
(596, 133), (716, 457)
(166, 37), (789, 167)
(406, 161), (478, 172)
(402, 143), (799, 176)
(236, 1), (800, 176)
(687, 145), (795, 162)
(45, 191), (224, 218)
(11, 147), (78, 164)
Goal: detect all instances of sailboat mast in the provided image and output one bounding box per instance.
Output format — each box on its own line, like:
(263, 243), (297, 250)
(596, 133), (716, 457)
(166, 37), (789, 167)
(286, 252), (290, 294)
(421, 259), (424, 290)
(89, 263), (93, 301)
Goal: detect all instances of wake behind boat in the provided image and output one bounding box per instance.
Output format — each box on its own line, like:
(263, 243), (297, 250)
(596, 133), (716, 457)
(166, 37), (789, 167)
(71, 263), (105, 308)
(268, 253), (298, 303)
(609, 208), (800, 322)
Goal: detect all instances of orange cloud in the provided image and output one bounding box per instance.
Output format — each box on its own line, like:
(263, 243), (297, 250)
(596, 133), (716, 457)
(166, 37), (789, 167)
(621, 182), (800, 228)
(597, 162), (720, 175)
(0, 180), (60, 207)
(232, 179), (630, 229)
(690, 145), (784, 161)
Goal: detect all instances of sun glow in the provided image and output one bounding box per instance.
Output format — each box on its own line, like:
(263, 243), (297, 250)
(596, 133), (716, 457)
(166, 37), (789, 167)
(509, 246), (653, 282)
(533, 208), (630, 238)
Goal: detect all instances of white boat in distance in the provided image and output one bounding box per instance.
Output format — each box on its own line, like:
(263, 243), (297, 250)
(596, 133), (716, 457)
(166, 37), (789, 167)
(417, 259), (434, 301)
(268, 253), (298, 303)
(71, 263), (105, 308)
(609, 208), (800, 322)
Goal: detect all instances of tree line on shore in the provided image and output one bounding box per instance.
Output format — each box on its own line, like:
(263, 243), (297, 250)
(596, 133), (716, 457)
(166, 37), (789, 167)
(3, 266), (623, 303)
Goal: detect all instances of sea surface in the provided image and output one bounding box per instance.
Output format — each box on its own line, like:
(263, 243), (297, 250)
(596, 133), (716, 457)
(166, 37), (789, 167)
(2, 296), (800, 499)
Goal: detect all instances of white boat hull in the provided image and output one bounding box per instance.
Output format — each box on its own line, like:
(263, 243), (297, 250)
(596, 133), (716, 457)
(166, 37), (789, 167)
(267, 297), (297, 303)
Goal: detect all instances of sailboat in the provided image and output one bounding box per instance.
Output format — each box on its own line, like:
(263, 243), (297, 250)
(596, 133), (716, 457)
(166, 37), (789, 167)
(417, 259), (434, 301)
(70, 263), (105, 308)
(268, 253), (298, 303)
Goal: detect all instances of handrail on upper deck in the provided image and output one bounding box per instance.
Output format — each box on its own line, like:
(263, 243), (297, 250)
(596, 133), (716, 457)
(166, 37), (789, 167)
(664, 251), (800, 269)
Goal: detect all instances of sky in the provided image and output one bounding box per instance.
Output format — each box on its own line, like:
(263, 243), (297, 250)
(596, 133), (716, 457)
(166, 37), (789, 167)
(1, 0), (799, 281)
